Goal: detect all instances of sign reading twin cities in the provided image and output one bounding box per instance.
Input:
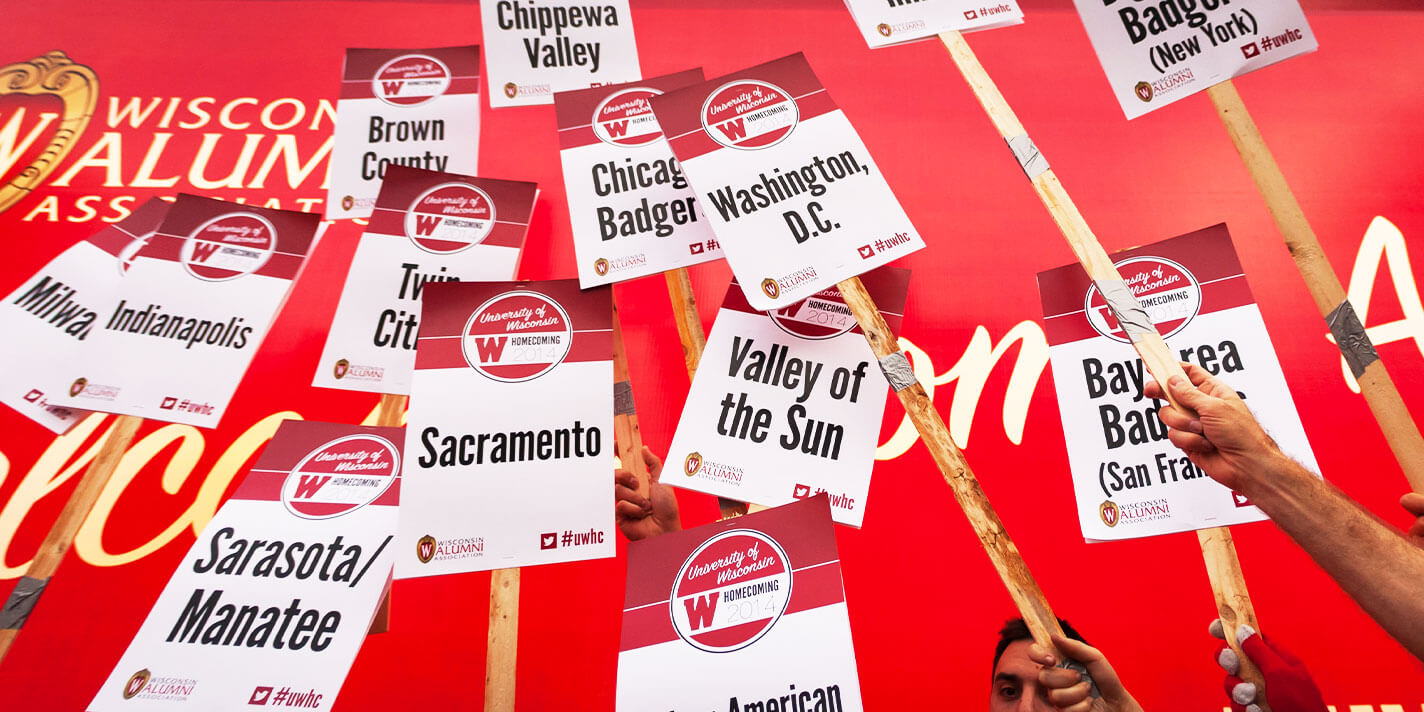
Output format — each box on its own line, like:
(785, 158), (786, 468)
(313, 165), (535, 395)
(481, 0), (642, 108)
(842, 0), (1023, 49)
(49, 195), (319, 429)
(0, 198), (169, 434)
(1071, 0), (1316, 118)
(555, 69), (725, 288)
(650, 53), (924, 311)
(1037, 224), (1322, 541)
(617, 496), (866, 711)
(397, 279), (615, 578)
(88, 420), (402, 712)
(327, 46), (481, 219)
(667, 268), (908, 527)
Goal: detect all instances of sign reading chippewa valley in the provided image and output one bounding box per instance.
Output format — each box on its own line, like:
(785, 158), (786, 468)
(555, 69), (724, 288)
(0, 198), (168, 433)
(396, 279), (614, 577)
(1071, 0), (1316, 119)
(48, 194), (320, 428)
(617, 496), (864, 711)
(1037, 224), (1320, 540)
(649, 53), (924, 312)
(666, 268), (909, 527)
(480, 0), (642, 108)
(326, 46), (481, 219)
(842, 0), (1024, 49)
(89, 420), (402, 711)
(313, 165), (535, 394)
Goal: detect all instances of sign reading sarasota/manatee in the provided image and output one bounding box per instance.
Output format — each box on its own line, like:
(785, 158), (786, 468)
(481, 0), (642, 108)
(842, 0), (1023, 49)
(650, 53), (923, 312)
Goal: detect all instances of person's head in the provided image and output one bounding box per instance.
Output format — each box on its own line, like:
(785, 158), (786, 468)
(990, 618), (1088, 712)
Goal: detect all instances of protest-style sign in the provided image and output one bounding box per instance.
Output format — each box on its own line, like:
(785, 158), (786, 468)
(480, 0), (641, 108)
(1072, 0), (1315, 119)
(649, 53), (924, 312)
(326, 46), (481, 219)
(667, 268), (909, 527)
(88, 420), (401, 711)
(49, 194), (320, 428)
(396, 279), (614, 578)
(555, 69), (723, 288)
(843, 0), (1023, 49)
(1038, 224), (1320, 541)
(313, 165), (536, 394)
(0, 197), (168, 433)
(617, 495), (864, 712)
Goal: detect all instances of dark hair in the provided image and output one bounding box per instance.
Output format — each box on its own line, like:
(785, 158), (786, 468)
(992, 617), (1089, 678)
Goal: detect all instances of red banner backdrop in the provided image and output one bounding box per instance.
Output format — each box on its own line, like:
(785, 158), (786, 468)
(2, 2), (1423, 710)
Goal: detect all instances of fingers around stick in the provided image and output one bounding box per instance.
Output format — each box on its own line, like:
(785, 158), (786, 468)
(615, 470), (639, 491)
(616, 501), (649, 520)
(1401, 492), (1424, 517)
(1046, 680), (1091, 708)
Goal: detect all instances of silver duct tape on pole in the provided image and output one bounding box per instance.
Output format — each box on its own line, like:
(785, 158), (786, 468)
(613, 380), (637, 416)
(0, 576), (47, 630)
(1326, 300), (1380, 379)
(1006, 134), (1050, 180)
(878, 352), (917, 392)
(1093, 279), (1155, 343)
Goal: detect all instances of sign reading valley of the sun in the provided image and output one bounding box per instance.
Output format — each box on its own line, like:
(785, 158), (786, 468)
(666, 267), (909, 527)
(314, 165), (536, 394)
(396, 279), (614, 577)
(0, 198), (169, 433)
(841, 0), (1023, 49)
(649, 53), (924, 312)
(1072, 0), (1316, 119)
(617, 496), (864, 711)
(326, 46), (481, 219)
(88, 420), (402, 712)
(480, 0), (642, 108)
(49, 194), (320, 428)
(555, 69), (725, 287)
(1037, 224), (1320, 541)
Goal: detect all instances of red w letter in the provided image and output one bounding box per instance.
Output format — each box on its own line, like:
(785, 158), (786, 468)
(413, 214), (442, 236)
(190, 242), (221, 263)
(381, 80), (404, 96)
(293, 475), (329, 499)
(682, 593), (719, 631)
(714, 118), (746, 141)
(473, 336), (507, 362)
(603, 120), (628, 138)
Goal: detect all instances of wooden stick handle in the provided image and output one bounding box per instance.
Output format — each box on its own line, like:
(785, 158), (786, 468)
(611, 298), (651, 499)
(1208, 79), (1424, 493)
(366, 393), (407, 636)
(664, 267), (706, 381)
(484, 567), (520, 712)
(0, 414), (143, 664)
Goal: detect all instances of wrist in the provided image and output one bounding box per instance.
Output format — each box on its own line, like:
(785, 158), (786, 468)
(1238, 448), (1316, 508)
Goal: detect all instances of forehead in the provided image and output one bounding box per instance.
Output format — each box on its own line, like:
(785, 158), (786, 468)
(994, 639), (1041, 679)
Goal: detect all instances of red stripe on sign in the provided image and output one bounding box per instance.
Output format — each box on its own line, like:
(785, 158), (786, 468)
(1043, 274), (1255, 346)
(339, 75), (480, 101)
(559, 125), (598, 150)
(483, 222), (528, 249)
(254, 252), (304, 281)
(690, 619), (773, 647)
(414, 331), (611, 371)
(667, 95), (839, 162)
(230, 469), (285, 502)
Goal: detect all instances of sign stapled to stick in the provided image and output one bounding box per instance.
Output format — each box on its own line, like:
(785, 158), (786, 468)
(843, 0), (1023, 49)
(314, 165), (536, 394)
(49, 194), (320, 428)
(481, 0), (642, 108)
(667, 268), (910, 527)
(89, 420), (402, 711)
(649, 53), (924, 312)
(327, 45), (481, 219)
(617, 495), (864, 712)
(555, 68), (724, 287)
(397, 279), (615, 578)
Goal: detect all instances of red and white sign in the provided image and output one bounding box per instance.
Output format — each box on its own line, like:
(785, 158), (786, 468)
(327, 46), (481, 219)
(842, 0), (1023, 49)
(314, 166), (533, 394)
(396, 279), (614, 577)
(617, 496), (864, 711)
(480, 0), (642, 108)
(89, 420), (401, 711)
(650, 54), (924, 311)
(1037, 225), (1321, 540)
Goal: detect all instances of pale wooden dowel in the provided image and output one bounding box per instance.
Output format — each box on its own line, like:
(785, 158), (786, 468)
(664, 267), (706, 380)
(612, 298), (651, 500)
(367, 393), (407, 636)
(484, 567), (520, 712)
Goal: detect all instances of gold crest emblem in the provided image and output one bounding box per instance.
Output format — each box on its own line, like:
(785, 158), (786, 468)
(0, 51), (99, 215)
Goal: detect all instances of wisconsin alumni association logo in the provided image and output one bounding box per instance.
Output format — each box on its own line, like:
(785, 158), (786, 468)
(0, 51), (99, 216)
(416, 534), (437, 563)
(683, 451), (703, 476)
(122, 669), (151, 699)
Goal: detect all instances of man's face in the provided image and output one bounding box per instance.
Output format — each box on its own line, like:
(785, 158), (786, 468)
(990, 639), (1057, 712)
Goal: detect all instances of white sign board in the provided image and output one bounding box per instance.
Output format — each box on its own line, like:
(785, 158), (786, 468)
(842, 0), (1023, 49)
(480, 0), (642, 108)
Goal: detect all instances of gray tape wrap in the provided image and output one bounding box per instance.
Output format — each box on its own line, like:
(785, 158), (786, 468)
(1326, 300), (1379, 378)
(1094, 279), (1155, 342)
(613, 380), (636, 416)
(877, 353), (917, 392)
(0, 576), (47, 630)
(1006, 134), (1050, 180)
(1058, 659), (1101, 699)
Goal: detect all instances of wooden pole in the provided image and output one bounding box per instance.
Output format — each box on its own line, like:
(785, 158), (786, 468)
(612, 298), (651, 499)
(0, 414), (143, 664)
(484, 567), (519, 712)
(1207, 79), (1424, 494)
(366, 393), (406, 636)
(937, 29), (1267, 703)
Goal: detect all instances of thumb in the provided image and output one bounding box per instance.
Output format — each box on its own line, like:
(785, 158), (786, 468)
(1168, 375), (1215, 414)
(1050, 635), (1127, 701)
(641, 446), (664, 483)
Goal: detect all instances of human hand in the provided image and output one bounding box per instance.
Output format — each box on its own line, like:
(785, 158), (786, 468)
(1401, 492), (1424, 547)
(1142, 363), (1281, 494)
(1028, 634), (1143, 712)
(1210, 620), (1326, 712)
(615, 446), (681, 541)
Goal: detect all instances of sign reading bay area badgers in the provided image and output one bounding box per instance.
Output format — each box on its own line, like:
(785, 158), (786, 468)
(89, 420), (401, 712)
(1071, 0), (1316, 119)
(649, 52), (924, 312)
(313, 165), (536, 395)
(396, 279), (614, 577)
(1036, 224), (1320, 541)
(667, 267), (909, 527)
(841, 0), (1023, 50)
(481, 0), (642, 108)
(555, 68), (726, 288)
(617, 496), (863, 712)
(48, 194), (320, 429)
(326, 45), (481, 220)
(0, 197), (168, 434)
